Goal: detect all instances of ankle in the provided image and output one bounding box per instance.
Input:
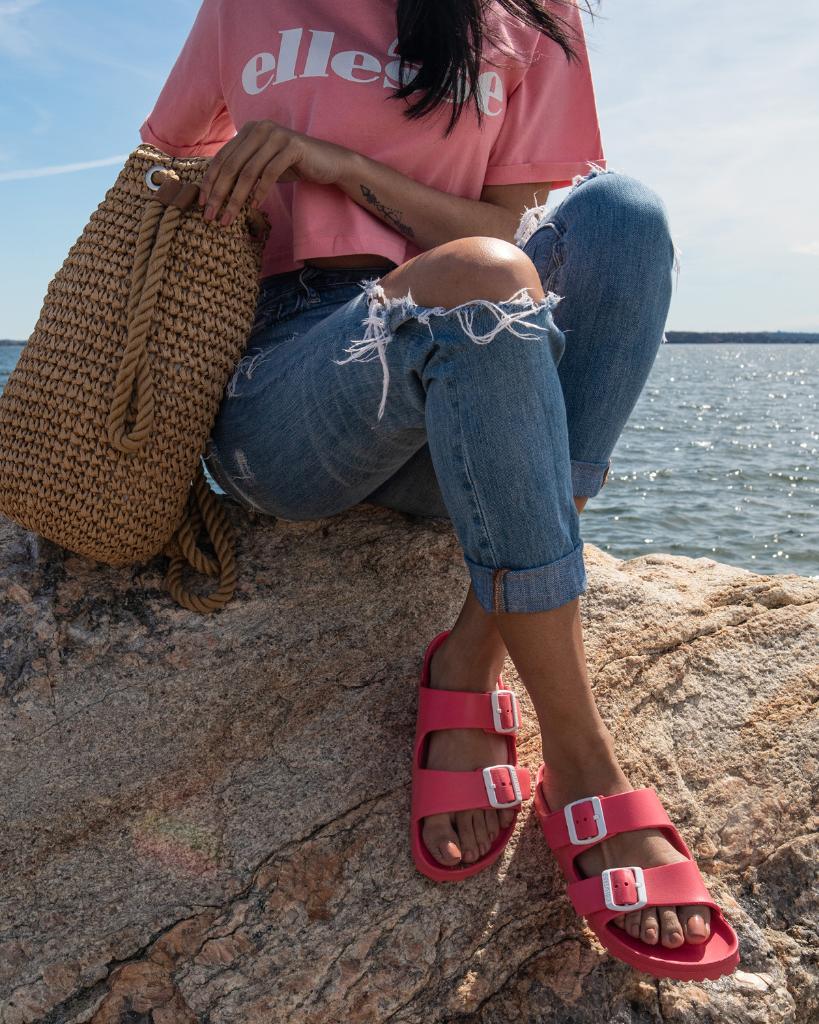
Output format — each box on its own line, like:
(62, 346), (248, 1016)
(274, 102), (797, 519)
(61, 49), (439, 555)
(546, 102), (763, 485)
(430, 640), (505, 694)
(539, 725), (630, 796)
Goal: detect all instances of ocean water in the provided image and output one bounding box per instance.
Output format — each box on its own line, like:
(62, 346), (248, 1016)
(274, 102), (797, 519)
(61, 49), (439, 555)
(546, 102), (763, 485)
(1, 342), (816, 578)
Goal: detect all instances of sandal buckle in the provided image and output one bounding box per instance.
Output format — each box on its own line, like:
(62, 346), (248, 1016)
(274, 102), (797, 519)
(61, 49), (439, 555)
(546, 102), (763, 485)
(564, 796), (607, 845)
(602, 866), (647, 912)
(482, 764), (523, 809)
(490, 690), (520, 734)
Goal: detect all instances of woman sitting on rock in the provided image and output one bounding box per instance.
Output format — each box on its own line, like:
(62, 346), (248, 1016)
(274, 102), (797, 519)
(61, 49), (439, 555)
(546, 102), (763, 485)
(139, 0), (739, 981)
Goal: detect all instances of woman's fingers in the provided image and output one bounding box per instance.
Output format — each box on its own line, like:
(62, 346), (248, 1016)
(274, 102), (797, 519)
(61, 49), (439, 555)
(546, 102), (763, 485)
(197, 129), (251, 209)
(249, 140), (303, 206)
(199, 121), (289, 225)
(211, 150), (271, 225)
(200, 124), (270, 223)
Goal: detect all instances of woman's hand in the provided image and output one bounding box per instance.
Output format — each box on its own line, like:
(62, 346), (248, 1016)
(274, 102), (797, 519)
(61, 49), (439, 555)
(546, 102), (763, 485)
(197, 120), (352, 226)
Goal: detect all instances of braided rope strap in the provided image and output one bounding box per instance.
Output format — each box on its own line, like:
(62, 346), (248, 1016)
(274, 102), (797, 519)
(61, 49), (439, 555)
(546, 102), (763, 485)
(163, 463), (238, 613)
(107, 171), (238, 612)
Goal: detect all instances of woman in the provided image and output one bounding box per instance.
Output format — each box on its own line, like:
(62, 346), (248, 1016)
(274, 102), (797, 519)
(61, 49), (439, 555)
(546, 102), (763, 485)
(139, 0), (739, 981)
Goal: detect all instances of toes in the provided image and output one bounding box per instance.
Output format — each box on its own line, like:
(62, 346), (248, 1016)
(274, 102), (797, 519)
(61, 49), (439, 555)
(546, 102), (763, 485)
(455, 811), (479, 863)
(679, 905), (711, 945)
(472, 811), (490, 858)
(498, 807), (516, 830)
(484, 808), (500, 843)
(623, 911), (642, 939)
(612, 914), (626, 931)
(640, 907), (660, 946)
(422, 814), (461, 866)
(659, 908), (685, 948)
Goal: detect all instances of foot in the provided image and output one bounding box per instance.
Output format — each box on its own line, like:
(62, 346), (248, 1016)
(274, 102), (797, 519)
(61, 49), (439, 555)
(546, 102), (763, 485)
(540, 754), (712, 949)
(421, 635), (517, 867)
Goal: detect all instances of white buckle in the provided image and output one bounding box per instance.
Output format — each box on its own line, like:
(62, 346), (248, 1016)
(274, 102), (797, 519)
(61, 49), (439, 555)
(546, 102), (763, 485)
(482, 764), (523, 809)
(602, 866), (648, 913)
(490, 689), (520, 734)
(564, 795), (607, 845)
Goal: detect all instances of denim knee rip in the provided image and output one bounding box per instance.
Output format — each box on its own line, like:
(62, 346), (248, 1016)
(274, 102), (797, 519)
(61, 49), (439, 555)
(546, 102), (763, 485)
(511, 162), (611, 250)
(334, 279), (566, 421)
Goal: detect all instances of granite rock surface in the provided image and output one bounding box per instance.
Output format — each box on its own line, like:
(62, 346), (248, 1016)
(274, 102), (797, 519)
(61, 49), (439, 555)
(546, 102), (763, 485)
(0, 501), (816, 1023)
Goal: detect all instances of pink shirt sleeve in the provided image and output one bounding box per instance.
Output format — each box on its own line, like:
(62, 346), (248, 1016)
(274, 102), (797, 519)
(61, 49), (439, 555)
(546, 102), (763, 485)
(139, 0), (236, 158)
(483, 4), (605, 189)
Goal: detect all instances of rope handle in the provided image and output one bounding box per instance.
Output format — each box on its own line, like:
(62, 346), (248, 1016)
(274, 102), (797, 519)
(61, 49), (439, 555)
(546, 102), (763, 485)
(107, 174), (199, 452)
(163, 461), (238, 613)
(106, 166), (245, 612)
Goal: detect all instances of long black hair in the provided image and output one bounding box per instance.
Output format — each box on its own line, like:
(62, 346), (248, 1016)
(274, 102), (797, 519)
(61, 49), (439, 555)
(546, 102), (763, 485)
(390, 0), (595, 137)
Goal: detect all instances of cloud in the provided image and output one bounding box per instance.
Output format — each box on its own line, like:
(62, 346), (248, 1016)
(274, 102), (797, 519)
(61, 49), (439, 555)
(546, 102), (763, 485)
(0, 0), (41, 57)
(791, 242), (819, 256)
(590, 1), (819, 254)
(0, 155), (129, 182)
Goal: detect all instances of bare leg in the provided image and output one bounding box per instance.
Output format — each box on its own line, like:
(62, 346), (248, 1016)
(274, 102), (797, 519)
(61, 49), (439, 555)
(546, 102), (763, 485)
(423, 492), (711, 949)
(381, 238), (710, 948)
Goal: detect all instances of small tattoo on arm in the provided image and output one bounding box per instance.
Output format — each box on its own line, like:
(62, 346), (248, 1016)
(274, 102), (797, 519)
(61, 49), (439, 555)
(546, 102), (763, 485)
(359, 184), (415, 239)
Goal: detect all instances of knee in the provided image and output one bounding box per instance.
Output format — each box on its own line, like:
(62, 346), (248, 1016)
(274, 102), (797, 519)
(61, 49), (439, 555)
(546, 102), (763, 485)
(381, 238), (543, 310)
(571, 170), (673, 252)
(443, 239), (544, 305)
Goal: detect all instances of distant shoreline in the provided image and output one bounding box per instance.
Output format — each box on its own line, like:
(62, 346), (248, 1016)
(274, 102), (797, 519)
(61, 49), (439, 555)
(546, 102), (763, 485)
(2, 331), (818, 347)
(665, 332), (819, 344)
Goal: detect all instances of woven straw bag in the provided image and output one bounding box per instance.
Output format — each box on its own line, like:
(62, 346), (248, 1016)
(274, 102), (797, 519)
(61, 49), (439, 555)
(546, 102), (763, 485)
(0, 142), (271, 612)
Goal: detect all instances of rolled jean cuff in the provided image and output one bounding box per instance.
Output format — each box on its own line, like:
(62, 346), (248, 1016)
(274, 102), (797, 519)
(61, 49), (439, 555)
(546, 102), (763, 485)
(572, 459), (611, 498)
(464, 540), (588, 614)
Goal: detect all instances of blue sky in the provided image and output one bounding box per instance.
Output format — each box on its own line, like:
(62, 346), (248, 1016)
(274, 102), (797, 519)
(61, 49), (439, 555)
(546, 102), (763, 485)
(1, 0), (817, 339)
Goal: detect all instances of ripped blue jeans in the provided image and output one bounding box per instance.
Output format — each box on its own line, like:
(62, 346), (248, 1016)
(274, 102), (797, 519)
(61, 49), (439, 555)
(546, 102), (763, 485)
(204, 168), (676, 613)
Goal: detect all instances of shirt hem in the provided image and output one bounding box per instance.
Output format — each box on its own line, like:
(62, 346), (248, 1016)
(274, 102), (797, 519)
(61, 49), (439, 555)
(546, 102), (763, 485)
(482, 157), (607, 189)
(138, 120), (234, 158)
(262, 234), (409, 277)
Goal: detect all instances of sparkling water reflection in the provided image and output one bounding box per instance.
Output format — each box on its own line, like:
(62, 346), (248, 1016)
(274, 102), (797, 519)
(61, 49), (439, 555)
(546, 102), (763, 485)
(582, 344), (817, 577)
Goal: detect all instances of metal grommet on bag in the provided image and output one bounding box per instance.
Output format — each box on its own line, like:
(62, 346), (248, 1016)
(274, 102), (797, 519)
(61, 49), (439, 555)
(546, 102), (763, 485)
(145, 163), (176, 191)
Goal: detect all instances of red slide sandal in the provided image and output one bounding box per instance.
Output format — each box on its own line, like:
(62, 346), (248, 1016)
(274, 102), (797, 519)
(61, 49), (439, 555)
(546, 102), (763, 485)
(533, 764), (740, 980)
(411, 630), (531, 882)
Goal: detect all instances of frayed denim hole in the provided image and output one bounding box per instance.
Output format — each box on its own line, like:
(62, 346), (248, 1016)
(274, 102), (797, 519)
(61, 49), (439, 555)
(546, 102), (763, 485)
(335, 280), (567, 422)
(569, 161), (613, 193)
(514, 200), (553, 250)
(671, 236), (682, 291)
(539, 235), (567, 298)
(224, 342), (287, 400)
(437, 290), (567, 360)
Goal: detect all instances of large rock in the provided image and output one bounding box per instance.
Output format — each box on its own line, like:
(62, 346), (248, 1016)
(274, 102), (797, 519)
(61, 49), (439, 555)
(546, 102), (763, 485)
(0, 500), (816, 1024)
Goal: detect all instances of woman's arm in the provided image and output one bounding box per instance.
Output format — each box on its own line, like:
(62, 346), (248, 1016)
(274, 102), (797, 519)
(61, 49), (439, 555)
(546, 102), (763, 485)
(334, 149), (550, 250)
(198, 120), (551, 248)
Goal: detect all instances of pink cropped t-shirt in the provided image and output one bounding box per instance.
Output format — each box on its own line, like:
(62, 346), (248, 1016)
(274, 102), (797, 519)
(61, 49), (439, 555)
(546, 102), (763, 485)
(139, 0), (606, 280)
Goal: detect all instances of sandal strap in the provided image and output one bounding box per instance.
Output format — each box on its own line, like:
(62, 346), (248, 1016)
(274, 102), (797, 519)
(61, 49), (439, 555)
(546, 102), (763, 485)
(542, 788), (672, 852)
(412, 764), (531, 820)
(416, 686), (521, 739)
(568, 859), (719, 921)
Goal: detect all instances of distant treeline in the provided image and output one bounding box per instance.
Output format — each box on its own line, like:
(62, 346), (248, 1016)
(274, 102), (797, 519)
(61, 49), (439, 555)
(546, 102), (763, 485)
(665, 331), (819, 344)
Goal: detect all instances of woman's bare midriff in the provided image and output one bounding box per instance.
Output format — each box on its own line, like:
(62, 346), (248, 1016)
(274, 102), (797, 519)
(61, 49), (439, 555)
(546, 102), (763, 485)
(303, 253), (398, 270)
